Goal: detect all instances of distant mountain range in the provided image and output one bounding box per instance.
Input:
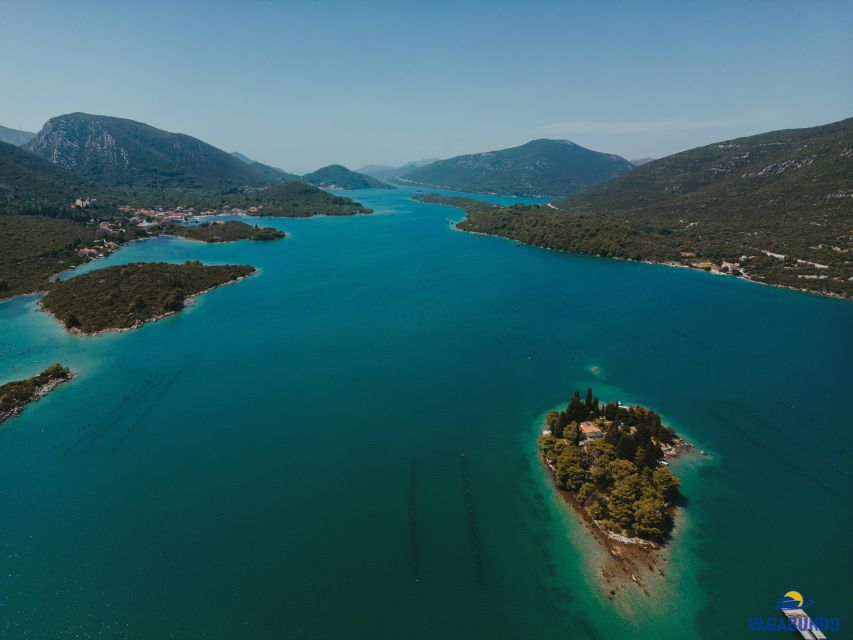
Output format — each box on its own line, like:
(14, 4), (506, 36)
(302, 164), (392, 190)
(24, 113), (280, 190)
(0, 125), (36, 147)
(232, 154), (392, 190)
(5, 110), (851, 296)
(421, 117), (853, 298)
(357, 159), (438, 181)
(399, 139), (633, 196)
(1, 113), (371, 218)
(630, 157), (655, 166)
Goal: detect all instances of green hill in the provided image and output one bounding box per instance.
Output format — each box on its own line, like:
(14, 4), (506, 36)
(25, 113), (280, 190)
(302, 164), (393, 190)
(400, 139), (633, 196)
(0, 125), (35, 147)
(246, 180), (373, 217)
(0, 141), (101, 213)
(231, 151), (301, 182)
(414, 117), (853, 298)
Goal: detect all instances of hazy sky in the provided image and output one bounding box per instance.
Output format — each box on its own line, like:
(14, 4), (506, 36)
(2, 0), (851, 173)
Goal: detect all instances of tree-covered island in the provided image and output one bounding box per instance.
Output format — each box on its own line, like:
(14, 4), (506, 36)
(539, 389), (685, 544)
(165, 220), (285, 243)
(40, 262), (256, 334)
(537, 389), (694, 597)
(0, 364), (72, 425)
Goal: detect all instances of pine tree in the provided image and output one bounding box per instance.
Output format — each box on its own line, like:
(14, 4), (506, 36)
(653, 467), (680, 501)
(564, 420), (580, 445)
(634, 497), (666, 540)
(615, 433), (637, 461)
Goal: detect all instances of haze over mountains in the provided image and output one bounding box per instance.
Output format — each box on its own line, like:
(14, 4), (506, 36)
(229, 151), (301, 182)
(398, 139), (634, 196)
(357, 159), (438, 182)
(0, 125), (35, 147)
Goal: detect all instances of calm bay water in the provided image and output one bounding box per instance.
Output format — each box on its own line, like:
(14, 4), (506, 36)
(0, 186), (851, 639)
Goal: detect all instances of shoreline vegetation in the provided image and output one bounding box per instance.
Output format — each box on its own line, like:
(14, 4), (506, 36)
(0, 214), (285, 304)
(0, 364), (72, 425)
(538, 389), (693, 598)
(415, 194), (853, 301)
(40, 262), (256, 334)
(165, 220), (285, 243)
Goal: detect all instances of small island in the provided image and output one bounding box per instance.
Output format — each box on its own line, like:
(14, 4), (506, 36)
(539, 389), (691, 596)
(1, 364), (72, 425)
(41, 262), (256, 334)
(166, 220), (285, 243)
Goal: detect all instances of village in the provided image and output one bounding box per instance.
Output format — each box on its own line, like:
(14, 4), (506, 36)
(67, 198), (269, 261)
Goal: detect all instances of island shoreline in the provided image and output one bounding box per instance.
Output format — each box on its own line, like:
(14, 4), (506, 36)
(0, 367), (74, 426)
(37, 269), (257, 337)
(535, 392), (694, 600)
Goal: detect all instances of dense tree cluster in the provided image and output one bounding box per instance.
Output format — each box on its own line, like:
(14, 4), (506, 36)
(539, 389), (680, 541)
(0, 213), (158, 300)
(167, 220), (285, 243)
(0, 215), (96, 298)
(41, 262), (255, 333)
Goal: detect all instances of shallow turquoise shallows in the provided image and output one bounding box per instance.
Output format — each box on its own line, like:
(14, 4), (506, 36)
(1, 186), (851, 639)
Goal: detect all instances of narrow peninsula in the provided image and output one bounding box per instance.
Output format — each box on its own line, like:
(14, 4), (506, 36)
(41, 262), (255, 334)
(1, 364), (72, 425)
(538, 389), (690, 597)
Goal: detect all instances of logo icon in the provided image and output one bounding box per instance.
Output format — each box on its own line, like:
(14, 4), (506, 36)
(775, 590), (813, 610)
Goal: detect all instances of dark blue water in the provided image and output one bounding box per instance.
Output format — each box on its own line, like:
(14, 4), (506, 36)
(0, 186), (850, 639)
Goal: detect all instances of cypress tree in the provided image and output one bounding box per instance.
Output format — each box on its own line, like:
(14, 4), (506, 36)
(555, 410), (569, 434)
(567, 391), (583, 422)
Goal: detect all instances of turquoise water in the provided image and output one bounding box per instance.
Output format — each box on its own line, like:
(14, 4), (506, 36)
(0, 186), (850, 639)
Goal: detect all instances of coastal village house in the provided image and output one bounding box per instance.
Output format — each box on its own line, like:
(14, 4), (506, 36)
(579, 421), (603, 439)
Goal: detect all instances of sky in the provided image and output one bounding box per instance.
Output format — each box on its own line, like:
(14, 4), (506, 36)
(1, 0), (852, 173)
